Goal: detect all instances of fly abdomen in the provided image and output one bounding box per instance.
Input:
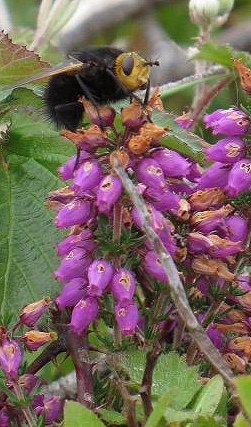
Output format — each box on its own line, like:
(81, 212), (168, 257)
(44, 74), (84, 131)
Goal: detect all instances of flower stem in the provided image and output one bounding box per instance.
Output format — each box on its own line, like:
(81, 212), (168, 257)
(12, 382), (37, 427)
(67, 332), (95, 408)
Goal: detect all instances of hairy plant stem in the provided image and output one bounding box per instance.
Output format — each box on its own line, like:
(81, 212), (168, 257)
(190, 77), (232, 128)
(26, 337), (67, 374)
(67, 332), (95, 408)
(12, 382), (37, 427)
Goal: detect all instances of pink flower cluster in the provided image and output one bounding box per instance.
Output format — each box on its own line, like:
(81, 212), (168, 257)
(50, 99), (251, 373)
(0, 299), (62, 425)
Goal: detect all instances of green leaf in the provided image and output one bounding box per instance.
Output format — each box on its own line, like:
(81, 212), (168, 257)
(64, 401), (105, 427)
(121, 351), (201, 410)
(99, 408), (126, 425)
(192, 375), (224, 417)
(0, 32), (48, 100)
(195, 42), (251, 69)
(0, 90), (74, 317)
(152, 110), (206, 163)
(234, 413), (250, 427)
(235, 376), (251, 417)
(190, 416), (226, 426)
(145, 393), (172, 427)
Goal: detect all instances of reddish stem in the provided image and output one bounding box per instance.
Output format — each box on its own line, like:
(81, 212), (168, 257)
(68, 332), (95, 408)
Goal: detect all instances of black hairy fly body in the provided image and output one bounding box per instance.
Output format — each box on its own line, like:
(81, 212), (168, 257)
(9, 46), (158, 131)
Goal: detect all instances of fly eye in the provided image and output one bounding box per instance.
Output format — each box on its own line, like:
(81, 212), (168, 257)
(121, 56), (134, 76)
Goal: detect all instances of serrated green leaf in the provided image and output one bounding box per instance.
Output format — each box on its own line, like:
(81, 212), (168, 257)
(195, 43), (251, 69)
(0, 91), (74, 317)
(64, 401), (105, 427)
(99, 408), (126, 425)
(235, 376), (251, 417)
(0, 32), (48, 100)
(145, 393), (172, 427)
(192, 375), (224, 417)
(121, 351), (201, 410)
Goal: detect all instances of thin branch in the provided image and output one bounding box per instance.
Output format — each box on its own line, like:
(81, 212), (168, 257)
(189, 76), (233, 128)
(67, 332), (95, 408)
(26, 338), (67, 374)
(152, 66), (228, 95)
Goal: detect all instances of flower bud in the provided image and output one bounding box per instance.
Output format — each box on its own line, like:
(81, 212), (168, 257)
(54, 248), (92, 282)
(136, 158), (166, 189)
(145, 186), (190, 220)
(225, 159), (251, 197)
(111, 268), (136, 302)
(70, 297), (99, 335)
(197, 162), (231, 190)
(18, 374), (39, 393)
(225, 215), (248, 243)
(23, 331), (57, 351)
(96, 175), (123, 214)
(151, 149), (191, 178)
(115, 301), (139, 336)
(0, 338), (22, 379)
(58, 151), (91, 181)
(205, 137), (246, 164)
(33, 395), (62, 425)
(72, 160), (103, 193)
(80, 98), (116, 127)
(55, 278), (87, 310)
(142, 251), (169, 283)
(57, 229), (96, 257)
(175, 112), (194, 129)
(204, 108), (249, 136)
(87, 259), (114, 297)
(55, 199), (92, 228)
(189, 0), (220, 26)
(207, 324), (225, 350)
(19, 297), (51, 327)
(0, 408), (9, 427)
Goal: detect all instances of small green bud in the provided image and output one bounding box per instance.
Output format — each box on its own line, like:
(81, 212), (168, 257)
(189, 0), (220, 26)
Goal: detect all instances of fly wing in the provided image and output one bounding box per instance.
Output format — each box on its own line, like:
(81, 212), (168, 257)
(6, 57), (85, 90)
